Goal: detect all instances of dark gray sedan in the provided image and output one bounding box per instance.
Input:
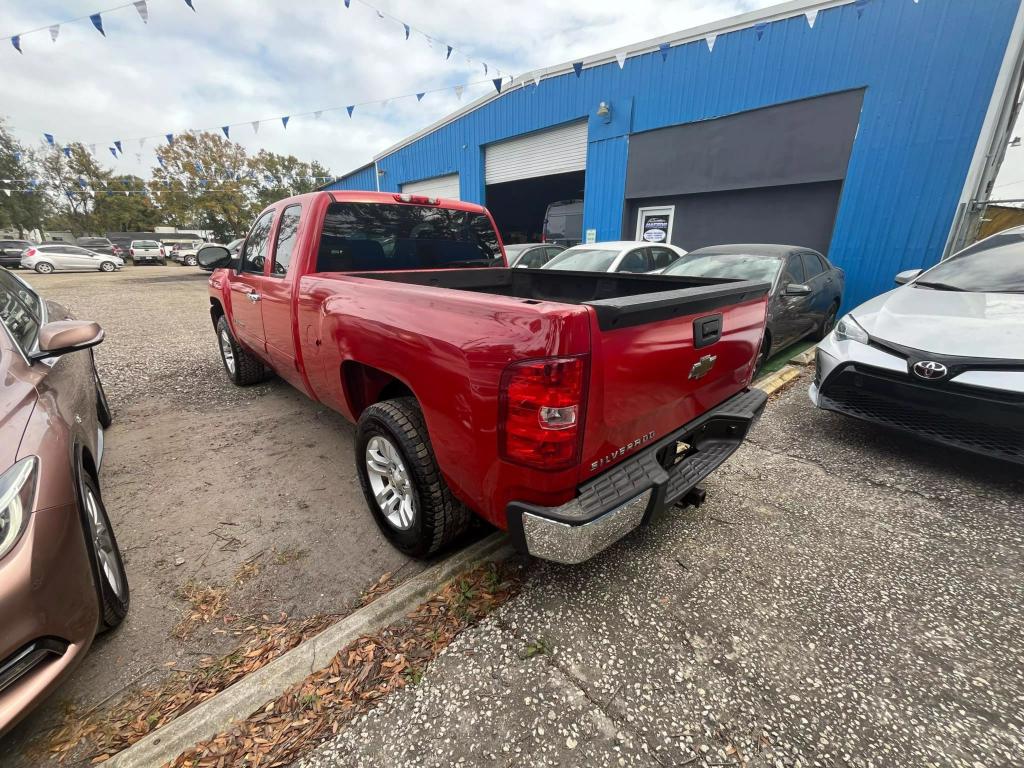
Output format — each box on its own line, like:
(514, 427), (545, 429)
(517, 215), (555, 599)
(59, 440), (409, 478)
(662, 244), (844, 368)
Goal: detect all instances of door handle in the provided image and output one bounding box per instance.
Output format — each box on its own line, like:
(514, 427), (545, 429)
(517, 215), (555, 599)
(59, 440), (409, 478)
(247, 292), (261, 302)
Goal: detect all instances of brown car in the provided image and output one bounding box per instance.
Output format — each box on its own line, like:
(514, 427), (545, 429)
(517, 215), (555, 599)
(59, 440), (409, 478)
(0, 269), (128, 736)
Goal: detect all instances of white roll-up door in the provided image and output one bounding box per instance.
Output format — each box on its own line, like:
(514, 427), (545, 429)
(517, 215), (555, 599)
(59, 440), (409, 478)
(484, 121), (588, 185)
(400, 173), (460, 200)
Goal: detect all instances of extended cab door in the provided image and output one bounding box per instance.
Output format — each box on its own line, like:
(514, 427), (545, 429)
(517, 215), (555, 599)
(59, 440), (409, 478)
(261, 203), (306, 391)
(230, 210), (275, 354)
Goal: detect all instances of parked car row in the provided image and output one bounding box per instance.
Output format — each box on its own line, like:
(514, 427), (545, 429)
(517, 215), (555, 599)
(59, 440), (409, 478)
(0, 236), (223, 273)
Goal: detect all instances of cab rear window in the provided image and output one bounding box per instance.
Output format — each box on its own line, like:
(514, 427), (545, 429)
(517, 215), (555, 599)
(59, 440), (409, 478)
(316, 202), (501, 272)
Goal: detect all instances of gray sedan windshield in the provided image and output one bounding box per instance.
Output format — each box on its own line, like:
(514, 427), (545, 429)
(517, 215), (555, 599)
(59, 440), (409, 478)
(544, 248), (619, 272)
(918, 244), (1024, 293)
(665, 253), (782, 282)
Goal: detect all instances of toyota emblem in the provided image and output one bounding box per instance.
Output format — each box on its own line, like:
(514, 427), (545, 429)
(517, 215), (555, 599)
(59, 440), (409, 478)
(912, 360), (948, 380)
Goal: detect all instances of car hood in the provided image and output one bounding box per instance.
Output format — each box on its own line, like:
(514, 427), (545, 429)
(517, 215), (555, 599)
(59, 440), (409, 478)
(850, 285), (1024, 359)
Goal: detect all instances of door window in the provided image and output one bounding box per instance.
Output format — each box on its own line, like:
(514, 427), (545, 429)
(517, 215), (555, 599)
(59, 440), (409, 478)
(649, 247), (678, 271)
(0, 270), (42, 354)
(242, 211), (276, 273)
(801, 252), (825, 280)
(784, 254), (806, 285)
(617, 248), (651, 273)
(272, 205), (302, 276)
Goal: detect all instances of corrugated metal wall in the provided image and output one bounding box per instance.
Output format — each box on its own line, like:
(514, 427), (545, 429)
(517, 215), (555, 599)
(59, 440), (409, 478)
(326, 0), (1021, 307)
(328, 164), (377, 191)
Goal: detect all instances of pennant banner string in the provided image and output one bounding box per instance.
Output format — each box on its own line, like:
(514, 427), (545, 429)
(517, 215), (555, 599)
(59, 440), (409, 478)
(3, 0), (162, 45)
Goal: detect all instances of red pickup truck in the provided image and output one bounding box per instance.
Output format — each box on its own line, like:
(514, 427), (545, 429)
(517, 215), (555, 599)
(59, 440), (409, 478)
(202, 191), (770, 564)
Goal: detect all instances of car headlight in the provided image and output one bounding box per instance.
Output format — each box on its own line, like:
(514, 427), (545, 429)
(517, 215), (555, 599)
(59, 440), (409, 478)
(834, 314), (869, 345)
(0, 457), (38, 560)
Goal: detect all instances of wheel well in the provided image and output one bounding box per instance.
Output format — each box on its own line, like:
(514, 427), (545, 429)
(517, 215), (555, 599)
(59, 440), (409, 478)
(209, 298), (224, 329)
(342, 361), (414, 417)
(79, 445), (99, 486)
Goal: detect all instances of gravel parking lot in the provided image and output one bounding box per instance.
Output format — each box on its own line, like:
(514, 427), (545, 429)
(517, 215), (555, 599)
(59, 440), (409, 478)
(5, 265), (444, 764)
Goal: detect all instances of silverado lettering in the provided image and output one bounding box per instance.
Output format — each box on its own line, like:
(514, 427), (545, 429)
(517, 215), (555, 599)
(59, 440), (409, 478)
(205, 190), (770, 564)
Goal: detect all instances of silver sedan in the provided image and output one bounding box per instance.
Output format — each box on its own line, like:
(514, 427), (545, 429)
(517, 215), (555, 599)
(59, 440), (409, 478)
(20, 244), (123, 274)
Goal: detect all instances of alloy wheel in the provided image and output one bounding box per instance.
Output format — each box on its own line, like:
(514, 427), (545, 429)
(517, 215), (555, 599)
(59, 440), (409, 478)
(83, 485), (127, 601)
(365, 435), (416, 530)
(219, 329), (236, 375)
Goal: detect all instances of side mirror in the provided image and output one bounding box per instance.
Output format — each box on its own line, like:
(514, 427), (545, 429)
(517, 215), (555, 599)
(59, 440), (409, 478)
(895, 268), (923, 285)
(33, 320), (103, 360)
(783, 283), (812, 297)
(197, 245), (233, 271)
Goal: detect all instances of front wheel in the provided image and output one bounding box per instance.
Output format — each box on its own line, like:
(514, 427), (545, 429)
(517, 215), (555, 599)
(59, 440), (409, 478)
(34, 262), (54, 274)
(216, 315), (267, 385)
(184, 255), (198, 267)
(80, 471), (129, 631)
(356, 397), (469, 558)
(99, 261), (116, 272)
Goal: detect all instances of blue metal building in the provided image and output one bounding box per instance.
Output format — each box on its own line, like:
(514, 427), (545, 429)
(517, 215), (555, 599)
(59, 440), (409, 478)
(326, 0), (1024, 308)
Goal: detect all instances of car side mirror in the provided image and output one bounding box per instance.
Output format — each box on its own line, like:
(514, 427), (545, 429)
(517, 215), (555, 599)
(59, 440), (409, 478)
(197, 245), (233, 270)
(894, 268), (923, 285)
(33, 320), (104, 360)
(783, 283), (812, 296)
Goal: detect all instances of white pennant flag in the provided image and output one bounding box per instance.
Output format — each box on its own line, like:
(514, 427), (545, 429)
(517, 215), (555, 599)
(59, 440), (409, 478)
(2, 190), (9, 197)
(138, 137), (146, 149)
(88, 144), (96, 155)
(49, 25), (60, 42)
(614, 52), (627, 69)
(532, 73), (542, 88)
(314, 110), (322, 119)
(454, 85), (465, 100)
(134, 152), (142, 162)
(805, 9), (818, 27)
(705, 33), (717, 51)
(252, 121), (260, 134)
(134, 1), (149, 23)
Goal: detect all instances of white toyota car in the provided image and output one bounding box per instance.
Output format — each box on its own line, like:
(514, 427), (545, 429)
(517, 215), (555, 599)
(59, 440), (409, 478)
(810, 237), (1024, 464)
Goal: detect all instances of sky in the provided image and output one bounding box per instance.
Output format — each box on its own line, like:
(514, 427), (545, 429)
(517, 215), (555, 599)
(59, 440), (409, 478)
(3, 0), (1023, 196)
(1, 0), (774, 182)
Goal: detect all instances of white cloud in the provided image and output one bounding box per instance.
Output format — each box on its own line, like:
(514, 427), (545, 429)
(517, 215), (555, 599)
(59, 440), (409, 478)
(0, 0), (772, 179)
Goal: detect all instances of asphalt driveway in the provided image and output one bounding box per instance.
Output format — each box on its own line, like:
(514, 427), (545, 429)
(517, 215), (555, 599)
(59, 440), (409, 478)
(298, 372), (1024, 767)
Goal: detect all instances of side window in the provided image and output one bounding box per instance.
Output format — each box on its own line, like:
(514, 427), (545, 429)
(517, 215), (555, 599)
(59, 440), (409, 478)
(272, 205), (302, 276)
(0, 271), (42, 354)
(649, 247), (677, 270)
(801, 252), (824, 280)
(242, 211), (275, 273)
(785, 254), (806, 284)
(617, 248), (651, 273)
(544, 247), (564, 261)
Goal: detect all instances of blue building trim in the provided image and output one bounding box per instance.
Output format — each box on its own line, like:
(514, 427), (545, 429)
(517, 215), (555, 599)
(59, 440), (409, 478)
(327, 0), (1021, 306)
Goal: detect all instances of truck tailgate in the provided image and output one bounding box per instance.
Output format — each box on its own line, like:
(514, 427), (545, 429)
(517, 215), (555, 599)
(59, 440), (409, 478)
(579, 282), (768, 481)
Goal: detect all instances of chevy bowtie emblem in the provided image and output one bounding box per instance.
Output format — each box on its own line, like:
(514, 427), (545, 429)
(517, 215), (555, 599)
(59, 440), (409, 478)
(689, 354), (717, 380)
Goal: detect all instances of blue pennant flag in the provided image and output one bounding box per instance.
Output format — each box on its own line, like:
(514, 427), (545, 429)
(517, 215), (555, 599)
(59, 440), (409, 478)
(166, 133), (174, 145)
(754, 22), (768, 40)
(281, 116), (290, 129)
(90, 13), (105, 36)
(199, 178), (207, 187)
(492, 78), (502, 94)
(346, 105), (355, 117)
(659, 42), (670, 61)
(264, 175), (274, 184)
(110, 147), (118, 158)
(344, 0), (350, 6)
(11, 36), (21, 54)
(63, 146), (72, 158)
(78, 178), (86, 189)
(855, 0), (868, 18)
(114, 140), (122, 154)
(184, 0), (196, 11)
(15, 153), (22, 163)
(572, 61), (583, 78)
(483, 62), (488, 75)
(416, 92), (425, 102)
(222, 126), (230, 138)
(446, 45), (452, 60)
(403, 24), (410, 40)
(44, 133), (55, 146)
(194, 162), (204, 174)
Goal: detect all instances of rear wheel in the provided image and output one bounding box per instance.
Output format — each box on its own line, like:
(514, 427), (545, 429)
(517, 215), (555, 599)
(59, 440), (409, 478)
(34, 262), (54, 274)
(80, 471), (129, 631)
(755, 334), (771, 375)
(99, 261), (116, 272)
(813, 302), (839, 341)
(184, 255), (198, 267)
(216, 315), (267, 385)
(356, 397), (469, 557)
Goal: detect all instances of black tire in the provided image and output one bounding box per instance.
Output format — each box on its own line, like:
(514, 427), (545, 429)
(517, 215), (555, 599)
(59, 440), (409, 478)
(95, 364), (112, 428)
(216, 315), (267, 385)
(755, 334), (771, 375)
(99, 261), (116, 272)
(355, 397), (469, 558)
(34, 262), (54, 274)
(80, 471), (129, 631)
(185, 255), (198, 267)
(813, 302), (840, 342)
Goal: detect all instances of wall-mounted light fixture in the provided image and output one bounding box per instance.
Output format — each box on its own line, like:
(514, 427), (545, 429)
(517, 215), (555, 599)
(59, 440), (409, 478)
(596, 101), (612, 124)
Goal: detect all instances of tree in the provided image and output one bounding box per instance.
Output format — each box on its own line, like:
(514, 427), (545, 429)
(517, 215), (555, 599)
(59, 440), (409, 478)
(0, 122), (50, 237)
(150, 132), (254, 241)
(249, 150), (332, 212)
(93, 175), (161, 233)
(38, 142), (112, 236)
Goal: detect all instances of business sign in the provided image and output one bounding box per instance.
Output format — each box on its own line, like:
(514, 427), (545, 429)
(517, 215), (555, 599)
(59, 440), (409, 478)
(636, 206), (674, 244)
(585, 228), (597, 243)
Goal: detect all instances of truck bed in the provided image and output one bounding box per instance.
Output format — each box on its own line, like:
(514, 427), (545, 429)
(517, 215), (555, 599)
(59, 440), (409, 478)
(354, 268), (770, 330)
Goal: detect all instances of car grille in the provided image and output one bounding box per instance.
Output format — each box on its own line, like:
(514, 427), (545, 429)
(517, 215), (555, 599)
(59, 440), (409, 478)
(819, 367), (1024, 463)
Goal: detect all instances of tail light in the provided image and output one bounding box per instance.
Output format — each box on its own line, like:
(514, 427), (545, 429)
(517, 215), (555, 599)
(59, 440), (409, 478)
(24, 248), (36, 257)
(499, 356), (588, 470)
(129, 248), (135, 256)
(160, 247), (165, 256)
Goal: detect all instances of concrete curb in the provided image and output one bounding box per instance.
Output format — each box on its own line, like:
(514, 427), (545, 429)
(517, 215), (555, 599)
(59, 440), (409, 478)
(754, 364), (804, 396)
(105, 532), (514, 768)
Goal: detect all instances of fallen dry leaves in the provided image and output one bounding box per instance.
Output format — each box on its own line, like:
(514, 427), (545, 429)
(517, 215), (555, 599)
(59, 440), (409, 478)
(172, 580), (230, 640)
(167, 559), (523, 768)
(356, 570), (397, 607)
